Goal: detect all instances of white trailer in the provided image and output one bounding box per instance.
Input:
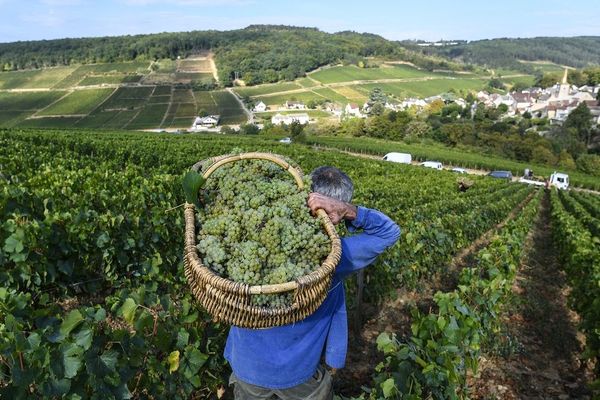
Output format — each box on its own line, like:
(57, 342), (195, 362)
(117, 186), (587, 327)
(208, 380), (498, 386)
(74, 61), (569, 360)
(550, 172), (569, 190)
(383, 152), (412, 164)
(419, 161), (443, 170)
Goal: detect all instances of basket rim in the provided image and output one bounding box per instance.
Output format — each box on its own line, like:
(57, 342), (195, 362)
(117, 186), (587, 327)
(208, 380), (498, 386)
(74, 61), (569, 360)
(184, 152), (341, 295)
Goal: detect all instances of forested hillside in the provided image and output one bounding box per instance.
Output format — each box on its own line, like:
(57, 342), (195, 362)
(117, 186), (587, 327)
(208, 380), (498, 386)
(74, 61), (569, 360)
(416, 36), (600, 72)
(0, 25), (452, 86)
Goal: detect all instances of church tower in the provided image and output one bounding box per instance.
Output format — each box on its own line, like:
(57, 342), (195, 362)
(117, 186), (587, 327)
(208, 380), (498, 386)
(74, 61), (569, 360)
(558, 68), (570, 99)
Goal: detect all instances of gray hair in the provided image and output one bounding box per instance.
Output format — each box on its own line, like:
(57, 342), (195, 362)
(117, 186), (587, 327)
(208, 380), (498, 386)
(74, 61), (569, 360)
(310, 166), (354, 203)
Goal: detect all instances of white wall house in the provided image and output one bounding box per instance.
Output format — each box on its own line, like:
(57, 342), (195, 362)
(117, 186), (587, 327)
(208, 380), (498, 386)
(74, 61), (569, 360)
(345, 103), (362, 117)
(192, 115), (220, 129)
(271, 113), (310, 125)
(253, 101), (267, 112)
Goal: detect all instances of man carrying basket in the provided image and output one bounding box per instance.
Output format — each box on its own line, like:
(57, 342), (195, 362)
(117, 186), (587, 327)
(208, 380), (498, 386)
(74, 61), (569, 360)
(225, 166), (401, 399)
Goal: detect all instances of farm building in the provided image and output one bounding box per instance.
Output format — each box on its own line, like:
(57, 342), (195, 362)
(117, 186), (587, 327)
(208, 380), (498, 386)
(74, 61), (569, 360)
(192, 115), (220, 129)
(345, 103), (362, 117)
(285, 101), (306, 110)
(271, 113), (310, 125)
(253, 101), (267, 112)
(325, 102), (343, 117)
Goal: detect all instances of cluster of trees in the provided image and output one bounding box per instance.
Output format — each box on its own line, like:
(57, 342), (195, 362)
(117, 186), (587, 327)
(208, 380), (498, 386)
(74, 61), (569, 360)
(416, 36), (600, 73)
(0, 25), (452, 86)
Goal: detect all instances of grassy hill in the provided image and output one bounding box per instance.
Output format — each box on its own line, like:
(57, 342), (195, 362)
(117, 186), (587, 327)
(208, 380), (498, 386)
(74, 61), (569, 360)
(0, 55), (535, 130)
(413, 36), (600, 72)
(0, 25), (456, 87)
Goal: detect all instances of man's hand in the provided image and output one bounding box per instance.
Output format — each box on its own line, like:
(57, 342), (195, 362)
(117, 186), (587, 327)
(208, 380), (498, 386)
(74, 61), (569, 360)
(307, 193), (357, 225)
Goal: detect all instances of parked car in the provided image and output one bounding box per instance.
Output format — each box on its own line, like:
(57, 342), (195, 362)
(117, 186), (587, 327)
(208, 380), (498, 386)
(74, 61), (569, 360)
(487, 170), (513, 180)
(419, 161), (443, 170)
(383, 152), (412, 164)
(549, 172), (569, 190)
(451, 167), (467, 174)
(279, 137), (292, 144)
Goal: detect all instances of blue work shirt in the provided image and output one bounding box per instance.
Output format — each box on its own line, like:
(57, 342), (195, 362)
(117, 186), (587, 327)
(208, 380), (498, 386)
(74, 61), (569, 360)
(224, 206), (401, 389)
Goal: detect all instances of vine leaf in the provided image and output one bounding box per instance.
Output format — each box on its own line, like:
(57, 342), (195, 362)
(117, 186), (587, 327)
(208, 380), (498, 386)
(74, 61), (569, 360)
(182, 171), (205, 209)
(381, 378), (396, 398)
(60, 310), (84, 336)
(168, 350), (180, 373)
(119, 298), (137, 324)
(61, 343), (83, 379)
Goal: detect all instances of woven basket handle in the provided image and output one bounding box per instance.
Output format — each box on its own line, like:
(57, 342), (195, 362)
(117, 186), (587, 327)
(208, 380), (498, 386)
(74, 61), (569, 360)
(191, 152), (338, 295)
(200, 152), (304, 189)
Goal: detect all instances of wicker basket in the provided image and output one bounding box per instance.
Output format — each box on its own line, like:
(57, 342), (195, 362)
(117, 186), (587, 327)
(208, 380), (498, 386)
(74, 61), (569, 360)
(183, 152), (342, 328)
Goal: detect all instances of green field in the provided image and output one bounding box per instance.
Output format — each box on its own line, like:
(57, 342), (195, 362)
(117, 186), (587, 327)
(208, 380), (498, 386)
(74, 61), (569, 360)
(127, 103), (170, 129)
(153, 85), (172, 96)
(74, 110), (122, 128)
(102, 110), (138, 129)
(37, 88), (114, 116)
(77, 74), (143, 86)
(172, 88), (195, 103)
(18, 116), (83, 128)
(54, 62), (150, 88)
(174, 103), (197, 118)
(178, 59), (212, 71)
(194, 91), (219, 115)
(310, 65), (458, 84)
(0, 111), (36, 127)
(352, 78), (489, 98)
(147, 95), (172, 104)
(297, 77), (319, 88)
(519, 60), (566, 73)
(211, 91), (247, 124)
(0, 91), (66, 111)
(154, 58), (177, 73)
(234, 82), (302, 97)
(254, 110), (331, 122)
(311, 87), (353, 104)
(175, 72), (214, 82)
(0, 67), (77, 89)
(254, 91), (325, 107)
(501, 75), (536, 88)
(100, 87), (153, 110)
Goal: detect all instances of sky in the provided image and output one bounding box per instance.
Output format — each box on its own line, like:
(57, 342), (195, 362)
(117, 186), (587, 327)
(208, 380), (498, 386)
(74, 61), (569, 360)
(0, 0), (599, 43)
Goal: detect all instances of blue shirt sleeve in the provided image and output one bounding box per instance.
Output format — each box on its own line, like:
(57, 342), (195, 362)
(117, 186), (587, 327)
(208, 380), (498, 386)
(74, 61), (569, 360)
(335, 206), (401, 280)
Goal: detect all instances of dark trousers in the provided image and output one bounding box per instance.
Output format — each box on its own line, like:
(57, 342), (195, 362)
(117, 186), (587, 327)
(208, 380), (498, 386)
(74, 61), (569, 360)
(229, 365), (333, 400)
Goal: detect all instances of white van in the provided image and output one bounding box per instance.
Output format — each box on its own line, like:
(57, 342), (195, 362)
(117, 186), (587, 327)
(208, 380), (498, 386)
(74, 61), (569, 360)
(420, 161), (443, 170)
(550, 172), (569, 190)
(383, 152), (412, 164)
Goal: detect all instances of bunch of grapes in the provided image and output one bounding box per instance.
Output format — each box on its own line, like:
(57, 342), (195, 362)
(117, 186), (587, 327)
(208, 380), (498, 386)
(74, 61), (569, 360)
(196, 157), (331, 307)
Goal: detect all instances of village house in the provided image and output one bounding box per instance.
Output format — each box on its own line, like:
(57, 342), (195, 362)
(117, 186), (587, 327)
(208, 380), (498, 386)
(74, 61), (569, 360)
(271, 113), (310, 125)
(511, 92), (535, 113)
(384, 102), (401, 111)
(345, 103), (362, 117)
(191, 115), (220, 129)
(325, 102), (343, 117)
(285, 101), (305, 110)
(253, 101), (267, 112)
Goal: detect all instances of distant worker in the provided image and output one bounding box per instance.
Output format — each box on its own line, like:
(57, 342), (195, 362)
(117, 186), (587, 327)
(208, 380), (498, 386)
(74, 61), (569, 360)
(225, 166), (401, 399)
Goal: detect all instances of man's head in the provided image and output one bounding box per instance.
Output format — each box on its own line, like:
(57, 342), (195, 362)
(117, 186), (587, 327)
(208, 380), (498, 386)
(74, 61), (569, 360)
(310, 166), (353, 203)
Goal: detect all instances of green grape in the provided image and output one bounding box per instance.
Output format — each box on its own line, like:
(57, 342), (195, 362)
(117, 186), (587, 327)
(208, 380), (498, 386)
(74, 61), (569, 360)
(196, 155), (332, 308)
